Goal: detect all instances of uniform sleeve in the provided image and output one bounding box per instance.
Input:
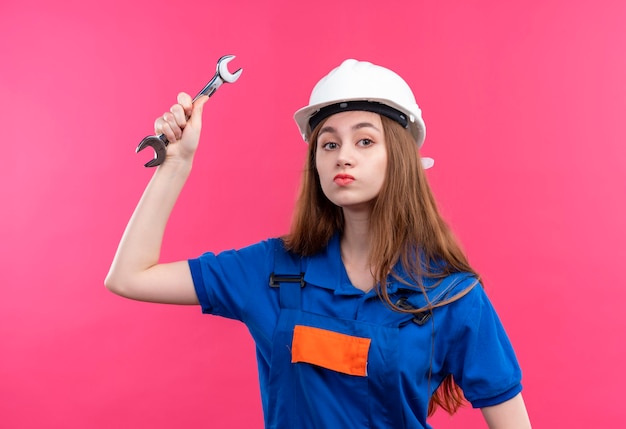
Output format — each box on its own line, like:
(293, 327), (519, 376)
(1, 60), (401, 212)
(187, 239), (275, 321)
(444, 285), (523, 408)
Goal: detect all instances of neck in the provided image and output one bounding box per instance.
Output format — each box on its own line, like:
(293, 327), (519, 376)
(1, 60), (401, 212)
(340, 209), (372, 263)
(340, 209), (377, 292)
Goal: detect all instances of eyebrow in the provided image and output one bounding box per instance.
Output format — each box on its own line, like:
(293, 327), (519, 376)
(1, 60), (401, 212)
(318, 122), (381, 137)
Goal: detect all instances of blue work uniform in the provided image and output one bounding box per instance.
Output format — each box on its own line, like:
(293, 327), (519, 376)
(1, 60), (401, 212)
(189, 234), (522, 428)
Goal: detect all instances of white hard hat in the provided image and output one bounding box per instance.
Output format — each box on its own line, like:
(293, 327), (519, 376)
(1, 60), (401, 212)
(294, 59), (427, 148)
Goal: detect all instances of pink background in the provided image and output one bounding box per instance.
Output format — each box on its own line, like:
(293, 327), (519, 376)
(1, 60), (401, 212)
(2, 0), (625, 427)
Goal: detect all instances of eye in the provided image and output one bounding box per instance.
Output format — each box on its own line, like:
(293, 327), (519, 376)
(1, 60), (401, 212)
(321, 142), (339, 150)
(357, 138), (374, 147)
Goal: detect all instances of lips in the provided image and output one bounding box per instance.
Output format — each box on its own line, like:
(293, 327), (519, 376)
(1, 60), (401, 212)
(333, 174), (355, 186)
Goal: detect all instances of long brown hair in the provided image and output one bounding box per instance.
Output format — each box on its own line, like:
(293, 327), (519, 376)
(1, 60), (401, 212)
(283, 115), (480, 416)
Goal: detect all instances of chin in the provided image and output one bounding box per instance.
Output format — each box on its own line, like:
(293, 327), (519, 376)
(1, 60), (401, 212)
(333, 200), (375, 212)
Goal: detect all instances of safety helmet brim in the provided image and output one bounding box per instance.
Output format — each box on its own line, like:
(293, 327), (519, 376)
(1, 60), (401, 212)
(294, 96), (426, 147)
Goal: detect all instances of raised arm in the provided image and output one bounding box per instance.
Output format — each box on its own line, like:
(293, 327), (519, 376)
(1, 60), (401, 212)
(104, 92), (209, 304)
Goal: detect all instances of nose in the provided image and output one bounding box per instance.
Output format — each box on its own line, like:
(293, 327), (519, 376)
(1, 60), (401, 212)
(336, 144), (355, 167)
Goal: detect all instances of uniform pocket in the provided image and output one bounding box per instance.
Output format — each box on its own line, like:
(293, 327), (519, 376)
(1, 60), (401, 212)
(291, 325), (371, 376)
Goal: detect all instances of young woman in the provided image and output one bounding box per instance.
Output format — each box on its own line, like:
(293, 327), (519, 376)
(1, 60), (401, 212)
(106, 59), (531, 428)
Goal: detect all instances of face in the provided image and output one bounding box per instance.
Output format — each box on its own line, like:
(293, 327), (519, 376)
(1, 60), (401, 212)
(315, 110), (388, 212)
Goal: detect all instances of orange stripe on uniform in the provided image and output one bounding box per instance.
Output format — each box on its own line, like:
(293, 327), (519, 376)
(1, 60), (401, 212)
(291, 325), (371, 377)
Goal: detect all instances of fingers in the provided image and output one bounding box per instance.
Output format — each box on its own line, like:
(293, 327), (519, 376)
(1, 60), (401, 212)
(153, 92), (209, 148)
(154, 92), (193, 143)
(155, 112), (181, 143)
(177, 92), (193, 117)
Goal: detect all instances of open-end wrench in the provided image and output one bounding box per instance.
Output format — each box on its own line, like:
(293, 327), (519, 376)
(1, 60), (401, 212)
(136, 55), (242, 167)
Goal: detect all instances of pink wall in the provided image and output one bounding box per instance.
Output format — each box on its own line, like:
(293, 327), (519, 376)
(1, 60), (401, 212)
(1, 0), (625, 427)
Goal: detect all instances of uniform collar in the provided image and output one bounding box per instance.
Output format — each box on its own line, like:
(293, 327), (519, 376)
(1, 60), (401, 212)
(303, 234), (361, 296)
(302, 234), (425, 297)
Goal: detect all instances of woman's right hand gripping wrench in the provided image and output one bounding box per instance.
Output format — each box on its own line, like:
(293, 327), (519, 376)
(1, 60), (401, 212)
(136, 55), (242, 167)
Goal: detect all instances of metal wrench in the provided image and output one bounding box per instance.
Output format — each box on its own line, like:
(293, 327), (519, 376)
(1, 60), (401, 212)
(136, 55), (242, 167)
